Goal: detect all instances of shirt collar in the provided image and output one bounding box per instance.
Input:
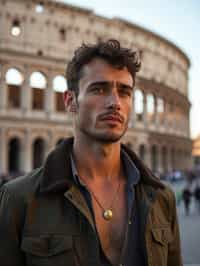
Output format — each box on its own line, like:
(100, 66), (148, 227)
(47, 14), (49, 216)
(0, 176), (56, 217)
(121, 148), (140, 188)
(70, 153), (86, 187)
(70, 147), (140, 188)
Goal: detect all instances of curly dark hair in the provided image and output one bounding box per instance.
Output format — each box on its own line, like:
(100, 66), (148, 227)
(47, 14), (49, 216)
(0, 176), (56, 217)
(66, 39), (141, 94)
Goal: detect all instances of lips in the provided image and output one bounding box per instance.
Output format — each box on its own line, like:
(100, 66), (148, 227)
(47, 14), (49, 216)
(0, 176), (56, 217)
(100, 113), (124, 123)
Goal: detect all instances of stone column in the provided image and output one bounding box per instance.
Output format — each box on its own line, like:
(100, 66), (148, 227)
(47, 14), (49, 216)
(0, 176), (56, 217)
(165, 148), (169, 173)
(157, 146), (162, 174)
(0, 70), (7, 114)
(45, 73), (55, 118)
(130, 95), (136, 128)
(145, 144), (151, 169)
(164, 102), (169, 128)
(154, 97), (158, 126)
(0, 128), (8, 175)
(159, 99), (166, 126)
(22, 130), (32, 173)
(21, 71), (31, 115)
(186, 113), (190, 137)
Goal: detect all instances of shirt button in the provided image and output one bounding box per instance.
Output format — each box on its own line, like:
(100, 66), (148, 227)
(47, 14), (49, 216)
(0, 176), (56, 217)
(128, 220), (132, 225)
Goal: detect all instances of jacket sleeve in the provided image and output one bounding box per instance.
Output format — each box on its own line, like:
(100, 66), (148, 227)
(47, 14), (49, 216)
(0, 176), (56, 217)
(0, 186), (25, 266)
(168, 190), (183, 266)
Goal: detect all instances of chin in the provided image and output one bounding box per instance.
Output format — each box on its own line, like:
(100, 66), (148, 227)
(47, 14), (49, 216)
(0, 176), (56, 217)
(94, 130), (126, 143)
(80, 125), (127, 143)
(98, 135), (121, 143)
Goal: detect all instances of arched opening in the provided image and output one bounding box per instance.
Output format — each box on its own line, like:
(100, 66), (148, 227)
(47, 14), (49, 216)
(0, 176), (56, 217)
(134, 89), (144, 121)
(33, 138), (46, 169)
(6, 68), (23, 108)
(151, 145), (158, 173)
(11, 19), (21, 37)
(53, 75), (67, 112)
(30, 72), (47, 110)
(35, 2), (44, 13)
(8, 138), (21, 174)
(161, 146), (167, 173)
(59, 28), (67, 41)
(147, 93), (155, 122)
(139, 144), (146, 162)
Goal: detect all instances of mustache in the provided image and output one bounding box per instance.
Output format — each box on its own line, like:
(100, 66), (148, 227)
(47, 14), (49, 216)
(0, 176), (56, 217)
(98, 111), (125, 123)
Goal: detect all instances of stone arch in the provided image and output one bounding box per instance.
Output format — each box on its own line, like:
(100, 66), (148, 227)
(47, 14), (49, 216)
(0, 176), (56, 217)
(32, 137), (46, 169)
(8, 137), (21, 174)
(30, 71), (47, 110)
(6, 67), (24, 108)
(53, 75), (67, 112)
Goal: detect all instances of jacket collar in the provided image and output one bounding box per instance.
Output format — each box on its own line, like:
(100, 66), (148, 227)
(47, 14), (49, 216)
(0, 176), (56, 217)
(39, 137), (75, 193)
(39, 137), (164, 194)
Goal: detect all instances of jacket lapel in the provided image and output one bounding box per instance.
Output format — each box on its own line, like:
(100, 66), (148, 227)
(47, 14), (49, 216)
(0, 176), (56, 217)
(64, 185), (95, 231)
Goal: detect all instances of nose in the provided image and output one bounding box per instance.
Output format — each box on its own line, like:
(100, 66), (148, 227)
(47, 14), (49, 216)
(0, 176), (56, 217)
(105, 88), (121, 110)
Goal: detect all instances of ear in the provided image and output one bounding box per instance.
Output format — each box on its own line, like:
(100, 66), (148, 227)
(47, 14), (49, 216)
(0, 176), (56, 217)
(63, 90), (77, 113)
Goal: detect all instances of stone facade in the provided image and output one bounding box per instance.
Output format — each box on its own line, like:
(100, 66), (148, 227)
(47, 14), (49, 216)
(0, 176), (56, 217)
(192, 136), (200, 168)
(0, 0), (192, 176)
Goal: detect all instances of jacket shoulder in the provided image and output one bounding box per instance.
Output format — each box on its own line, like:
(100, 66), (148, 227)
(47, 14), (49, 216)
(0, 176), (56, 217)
(159, 181), (176, 200)
(155, 181), (177, 220)
(1, 167), (43, 200)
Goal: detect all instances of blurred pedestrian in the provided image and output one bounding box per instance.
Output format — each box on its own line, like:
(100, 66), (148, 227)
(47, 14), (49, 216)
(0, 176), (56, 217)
(194, 184), (200, 214)
(182, 186), (192, 215)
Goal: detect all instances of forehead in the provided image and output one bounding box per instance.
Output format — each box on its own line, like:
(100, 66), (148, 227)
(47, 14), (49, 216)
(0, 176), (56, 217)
(79, 58), (134, 88)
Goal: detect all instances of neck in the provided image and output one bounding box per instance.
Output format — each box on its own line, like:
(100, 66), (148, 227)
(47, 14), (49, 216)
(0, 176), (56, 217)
(73, 135), (122, 182)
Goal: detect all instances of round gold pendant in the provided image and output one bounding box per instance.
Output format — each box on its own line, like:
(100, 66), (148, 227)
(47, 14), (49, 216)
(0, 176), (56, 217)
(103, 209), (113, 220)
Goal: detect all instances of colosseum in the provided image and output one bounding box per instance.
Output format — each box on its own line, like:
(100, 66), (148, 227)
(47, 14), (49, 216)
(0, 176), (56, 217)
(0, 0), (192, 179)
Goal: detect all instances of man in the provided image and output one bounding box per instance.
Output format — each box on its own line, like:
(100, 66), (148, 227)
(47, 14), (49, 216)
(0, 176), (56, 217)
(0, 40), (182, 266)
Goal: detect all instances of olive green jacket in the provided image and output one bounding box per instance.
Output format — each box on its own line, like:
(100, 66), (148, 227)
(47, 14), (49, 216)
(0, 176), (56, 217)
(0, 137), (182, 266)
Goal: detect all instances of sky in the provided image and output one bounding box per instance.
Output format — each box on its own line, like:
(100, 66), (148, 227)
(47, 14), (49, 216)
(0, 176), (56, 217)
(57, 0), (200, 138)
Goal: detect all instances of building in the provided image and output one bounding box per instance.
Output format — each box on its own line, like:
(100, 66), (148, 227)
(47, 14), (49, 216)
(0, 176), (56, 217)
(192, 136), (200, 169)
(0, 0), (192, 178)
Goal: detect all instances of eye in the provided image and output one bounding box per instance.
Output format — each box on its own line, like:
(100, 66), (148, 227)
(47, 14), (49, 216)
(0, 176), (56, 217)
(95, 87), (104, 93)
(119, 88), (132, 97)
(91, 86), (105, 94)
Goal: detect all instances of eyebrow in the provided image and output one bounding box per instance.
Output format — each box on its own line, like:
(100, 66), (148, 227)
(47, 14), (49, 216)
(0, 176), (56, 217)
(87, 81), (133, 90)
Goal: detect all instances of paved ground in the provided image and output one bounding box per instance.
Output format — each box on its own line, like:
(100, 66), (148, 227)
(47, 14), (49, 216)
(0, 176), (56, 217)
(178, 199), (200, 266)
(169, 181), (200, 266)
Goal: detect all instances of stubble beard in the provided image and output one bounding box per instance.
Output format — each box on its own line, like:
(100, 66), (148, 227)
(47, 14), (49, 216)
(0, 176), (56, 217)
(78, 121), (128, 144)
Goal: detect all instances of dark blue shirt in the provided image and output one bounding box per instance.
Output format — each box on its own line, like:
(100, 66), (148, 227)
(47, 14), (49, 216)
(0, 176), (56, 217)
(70, 148), (145, 266)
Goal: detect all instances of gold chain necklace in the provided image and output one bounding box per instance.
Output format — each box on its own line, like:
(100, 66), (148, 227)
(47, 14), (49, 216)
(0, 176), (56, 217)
(81, 177), (121, 221)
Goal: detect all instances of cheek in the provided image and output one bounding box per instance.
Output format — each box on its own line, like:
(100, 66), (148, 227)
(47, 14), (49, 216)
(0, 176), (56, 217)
(123, 100), (132, 116)
(77, 101), (98, 123)
(78, 97), (102, 114)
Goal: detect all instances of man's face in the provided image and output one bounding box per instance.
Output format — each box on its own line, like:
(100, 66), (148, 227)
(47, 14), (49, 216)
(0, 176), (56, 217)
(67, 58), (134, 143)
